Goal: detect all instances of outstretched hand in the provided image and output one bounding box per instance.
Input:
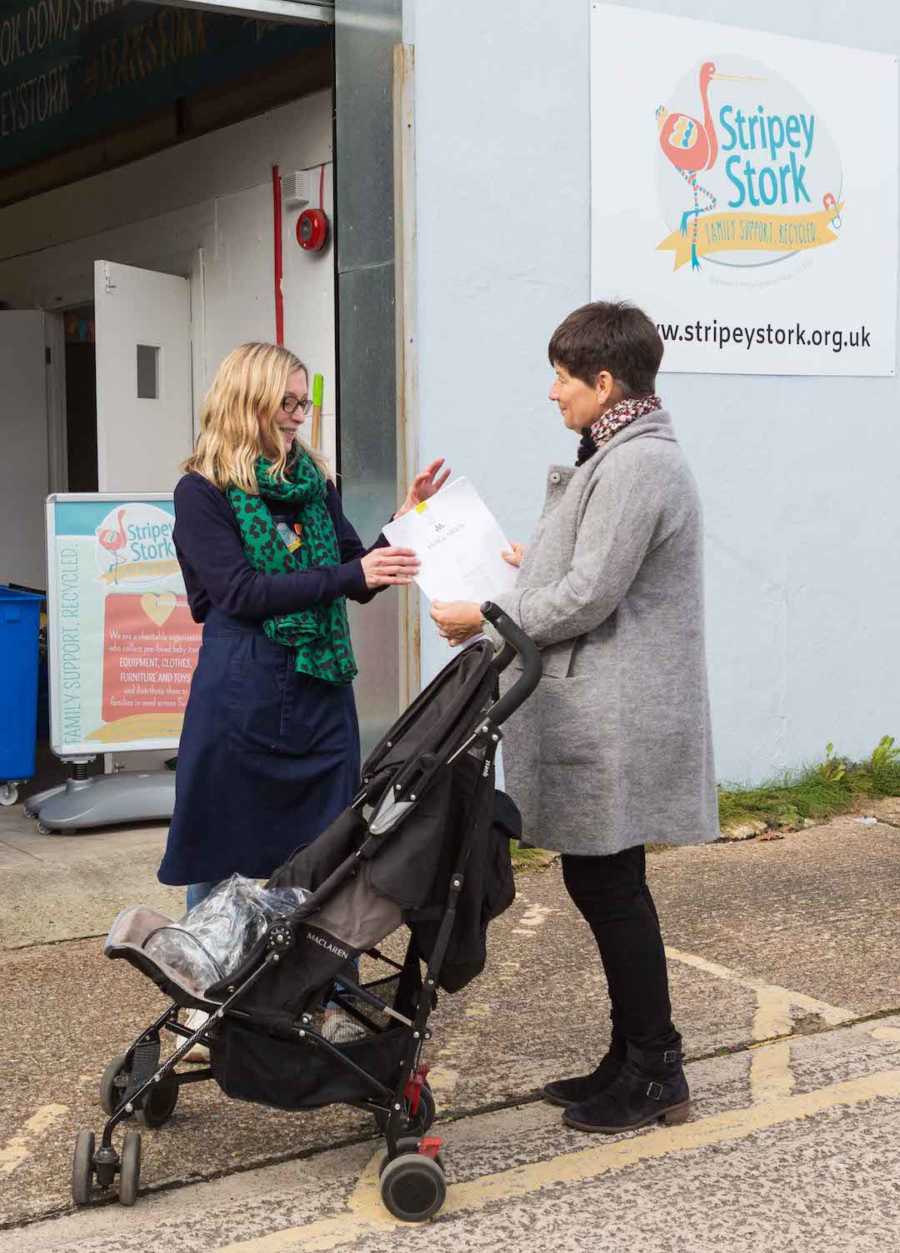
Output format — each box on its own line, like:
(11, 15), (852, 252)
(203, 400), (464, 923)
(361, 547), (420, 589)
(396, 458), (452, 518)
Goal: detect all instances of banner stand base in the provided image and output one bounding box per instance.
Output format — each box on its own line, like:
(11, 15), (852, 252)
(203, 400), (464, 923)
(30, 770), (175, 834)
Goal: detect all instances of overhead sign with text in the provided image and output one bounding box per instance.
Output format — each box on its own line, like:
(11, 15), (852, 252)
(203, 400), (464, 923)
(590, 5), (898, 375)
(46, 494), (201, 757)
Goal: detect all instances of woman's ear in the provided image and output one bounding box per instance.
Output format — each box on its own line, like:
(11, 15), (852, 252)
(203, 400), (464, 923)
(594, 370), (616, 407)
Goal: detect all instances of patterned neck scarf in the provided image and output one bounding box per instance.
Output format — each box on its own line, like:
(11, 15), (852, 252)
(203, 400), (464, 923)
(576, 394), (664, 466)
(227, 453), (357, 686)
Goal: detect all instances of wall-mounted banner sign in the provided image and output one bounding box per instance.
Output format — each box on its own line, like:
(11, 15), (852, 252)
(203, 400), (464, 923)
(46, 494), (201, 757)
(0, 0), (329, 175)
(590, 4), (898, 376)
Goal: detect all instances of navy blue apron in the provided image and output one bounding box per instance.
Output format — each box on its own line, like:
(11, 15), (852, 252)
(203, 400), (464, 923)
(158, 609), (360, 886)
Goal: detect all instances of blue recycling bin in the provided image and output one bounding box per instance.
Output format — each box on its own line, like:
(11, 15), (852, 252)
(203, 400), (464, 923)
(0, 587), (43, 806)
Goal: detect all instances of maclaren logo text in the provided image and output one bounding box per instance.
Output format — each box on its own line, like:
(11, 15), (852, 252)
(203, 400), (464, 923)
(305, 928), (349, 961)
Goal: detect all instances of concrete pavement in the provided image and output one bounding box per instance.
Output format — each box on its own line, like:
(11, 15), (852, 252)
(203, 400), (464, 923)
(1, 801), (898, 1248)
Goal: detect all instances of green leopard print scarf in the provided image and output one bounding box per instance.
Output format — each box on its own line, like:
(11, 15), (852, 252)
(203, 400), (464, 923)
(227, 453), (358, 686)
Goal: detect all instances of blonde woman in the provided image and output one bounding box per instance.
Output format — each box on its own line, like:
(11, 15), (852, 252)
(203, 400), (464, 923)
(159, 342), (444, 915)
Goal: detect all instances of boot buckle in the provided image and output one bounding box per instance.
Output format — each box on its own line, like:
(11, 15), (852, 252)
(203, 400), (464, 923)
(662, 1050), (679, 1065)
(646, 1081), (664, 1101)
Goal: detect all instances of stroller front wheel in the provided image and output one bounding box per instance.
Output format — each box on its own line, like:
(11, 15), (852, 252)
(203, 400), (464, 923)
(71, 1130), (95, 1205)
(380, 1152), (446, 1223)
(118, 1131), (142, 1206)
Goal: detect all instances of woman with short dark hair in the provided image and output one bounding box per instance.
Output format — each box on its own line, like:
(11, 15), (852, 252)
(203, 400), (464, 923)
(431, 300), (718, 1133)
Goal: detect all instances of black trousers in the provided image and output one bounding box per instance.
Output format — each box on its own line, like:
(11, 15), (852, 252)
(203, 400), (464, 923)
(561, 846), (679, 1054)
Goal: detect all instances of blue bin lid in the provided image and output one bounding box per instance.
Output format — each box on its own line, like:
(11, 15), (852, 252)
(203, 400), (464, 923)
(0, 587), (44, 603)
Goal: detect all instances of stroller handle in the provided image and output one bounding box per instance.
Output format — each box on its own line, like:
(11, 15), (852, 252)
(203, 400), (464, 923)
(481, 601), (542, 727)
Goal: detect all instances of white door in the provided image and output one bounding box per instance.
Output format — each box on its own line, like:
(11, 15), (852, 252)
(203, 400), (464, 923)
(0, 312), (50, 589)
(94, 261), (193, 492)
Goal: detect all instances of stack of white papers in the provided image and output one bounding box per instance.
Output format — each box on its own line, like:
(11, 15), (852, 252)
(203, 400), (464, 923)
(383, 477), (518, 604)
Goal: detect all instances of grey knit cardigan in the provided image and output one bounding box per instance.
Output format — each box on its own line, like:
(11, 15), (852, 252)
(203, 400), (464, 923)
(491, 409), (719, 856)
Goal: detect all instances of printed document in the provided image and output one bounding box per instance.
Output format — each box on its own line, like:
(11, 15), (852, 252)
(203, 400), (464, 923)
(383, 478), (518, 604)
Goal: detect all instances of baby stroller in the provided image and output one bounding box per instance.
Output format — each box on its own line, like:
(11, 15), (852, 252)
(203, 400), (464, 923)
(71, 603), (541, 1223)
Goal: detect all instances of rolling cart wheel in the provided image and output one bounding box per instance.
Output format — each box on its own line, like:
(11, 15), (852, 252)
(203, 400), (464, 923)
(379, 1136), (445, 1177)
(140, 1074), (179, 1128)
(0, 782), (18, 807)
(118, 1130), (141, 1206)
(71, 1130), (95, 1205)
(380, 1152), (446, 1223)
(99, 1054), (130, 1115)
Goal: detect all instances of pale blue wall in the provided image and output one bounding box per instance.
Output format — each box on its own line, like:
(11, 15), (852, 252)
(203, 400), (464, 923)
(410, 0), (900, 784)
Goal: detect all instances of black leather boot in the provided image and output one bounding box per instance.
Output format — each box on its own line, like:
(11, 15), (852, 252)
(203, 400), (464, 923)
(542, 1036), (627, 1108)
(562, 1042), (690, 1133)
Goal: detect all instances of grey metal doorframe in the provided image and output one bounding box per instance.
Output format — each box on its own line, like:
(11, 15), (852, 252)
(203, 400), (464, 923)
(334, 0), (407, 753)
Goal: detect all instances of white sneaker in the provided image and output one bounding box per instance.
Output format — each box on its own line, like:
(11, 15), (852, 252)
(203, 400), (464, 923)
(182, 1008), (210, 1062)
(321, 1008), (367, 1045)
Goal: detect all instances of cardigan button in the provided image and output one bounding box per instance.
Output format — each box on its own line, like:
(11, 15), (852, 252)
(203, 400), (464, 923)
(549, 471), (562, 485)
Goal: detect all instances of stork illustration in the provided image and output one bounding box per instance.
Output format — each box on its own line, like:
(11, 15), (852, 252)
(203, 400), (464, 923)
(97, 509), (127, 584)
(656, 62), (758, 271)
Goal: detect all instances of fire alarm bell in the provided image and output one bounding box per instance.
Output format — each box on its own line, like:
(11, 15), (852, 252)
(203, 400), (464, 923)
(297, 208), (329, 252)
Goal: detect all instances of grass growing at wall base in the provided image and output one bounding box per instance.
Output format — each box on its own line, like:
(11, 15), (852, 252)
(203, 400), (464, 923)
(718, 736), (900, 831)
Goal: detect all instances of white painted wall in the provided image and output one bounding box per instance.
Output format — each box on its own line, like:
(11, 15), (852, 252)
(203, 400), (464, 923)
(410, 0), (900, 785)
(0, 90), (339, 473)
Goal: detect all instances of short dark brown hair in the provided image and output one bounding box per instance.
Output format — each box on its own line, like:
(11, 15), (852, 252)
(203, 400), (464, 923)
(548, 301), (663, 396)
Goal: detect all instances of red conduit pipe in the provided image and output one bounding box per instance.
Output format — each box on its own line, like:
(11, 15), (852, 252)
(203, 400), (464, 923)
(272, 164), (285, 346)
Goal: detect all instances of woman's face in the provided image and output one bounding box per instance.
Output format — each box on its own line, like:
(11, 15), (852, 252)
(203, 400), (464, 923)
(548, 363), (604, 432)
(273, 368), (309, 453)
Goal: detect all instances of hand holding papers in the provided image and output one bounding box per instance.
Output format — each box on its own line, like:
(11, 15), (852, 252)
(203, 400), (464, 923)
(383, 477), (519, 605)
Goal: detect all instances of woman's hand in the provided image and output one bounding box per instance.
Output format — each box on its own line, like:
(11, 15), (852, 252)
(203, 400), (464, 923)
(361, 547), (420, 589)
(502, 542), (525, 568)
(431, 600), (483, 647)
(395, 458), (451, 518)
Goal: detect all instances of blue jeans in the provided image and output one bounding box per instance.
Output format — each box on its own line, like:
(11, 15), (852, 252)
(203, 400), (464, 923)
(186, 881), (218, 911)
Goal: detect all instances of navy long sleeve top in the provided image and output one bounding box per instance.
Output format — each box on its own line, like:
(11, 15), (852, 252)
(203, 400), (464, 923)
(173, 471), (388, 623)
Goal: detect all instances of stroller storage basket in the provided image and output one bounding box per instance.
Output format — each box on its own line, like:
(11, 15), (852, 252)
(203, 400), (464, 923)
(211, 1017), (411, 1112)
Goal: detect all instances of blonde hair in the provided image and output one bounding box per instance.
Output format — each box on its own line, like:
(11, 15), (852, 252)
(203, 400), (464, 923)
(184, 342), (330, 492)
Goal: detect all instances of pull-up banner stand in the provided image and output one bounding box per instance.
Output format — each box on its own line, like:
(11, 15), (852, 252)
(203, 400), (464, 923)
(30, 494), (201, 833)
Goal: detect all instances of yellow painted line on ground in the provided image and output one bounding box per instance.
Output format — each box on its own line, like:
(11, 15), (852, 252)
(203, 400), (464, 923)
(665, 946), (854, 1026)
(749, 991), (796, 1103)
(0, 1105), (68, 1175)
(214, 1069), (900, 1253)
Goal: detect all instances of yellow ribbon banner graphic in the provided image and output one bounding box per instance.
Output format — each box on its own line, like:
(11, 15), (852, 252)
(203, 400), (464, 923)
(658, 203), (844, 271)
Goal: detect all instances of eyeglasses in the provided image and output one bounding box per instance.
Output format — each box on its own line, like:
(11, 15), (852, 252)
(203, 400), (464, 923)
(281, 394), (312, 416)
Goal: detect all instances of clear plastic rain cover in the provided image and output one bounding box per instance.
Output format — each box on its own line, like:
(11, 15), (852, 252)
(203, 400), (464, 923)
(143, 875), (309, 992)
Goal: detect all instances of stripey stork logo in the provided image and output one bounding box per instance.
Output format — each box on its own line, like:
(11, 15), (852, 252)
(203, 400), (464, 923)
(655, 56), (843, 276)
(94, 503), (181, 591)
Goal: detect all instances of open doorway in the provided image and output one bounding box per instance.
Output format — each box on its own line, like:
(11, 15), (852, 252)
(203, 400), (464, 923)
(64, 304), (98, 494)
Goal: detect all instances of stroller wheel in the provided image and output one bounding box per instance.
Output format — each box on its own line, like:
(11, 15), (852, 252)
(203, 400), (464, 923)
(99, 1054), (130, 1115)
(375, 1081), (436, 1136)
(379, 1137), (446, 1177)
(380, 1152), (446, 1223)
(71, 1130), (95, 1205)
(118, 1131), (142, 1206)
(140, 1073), (179, 1128)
